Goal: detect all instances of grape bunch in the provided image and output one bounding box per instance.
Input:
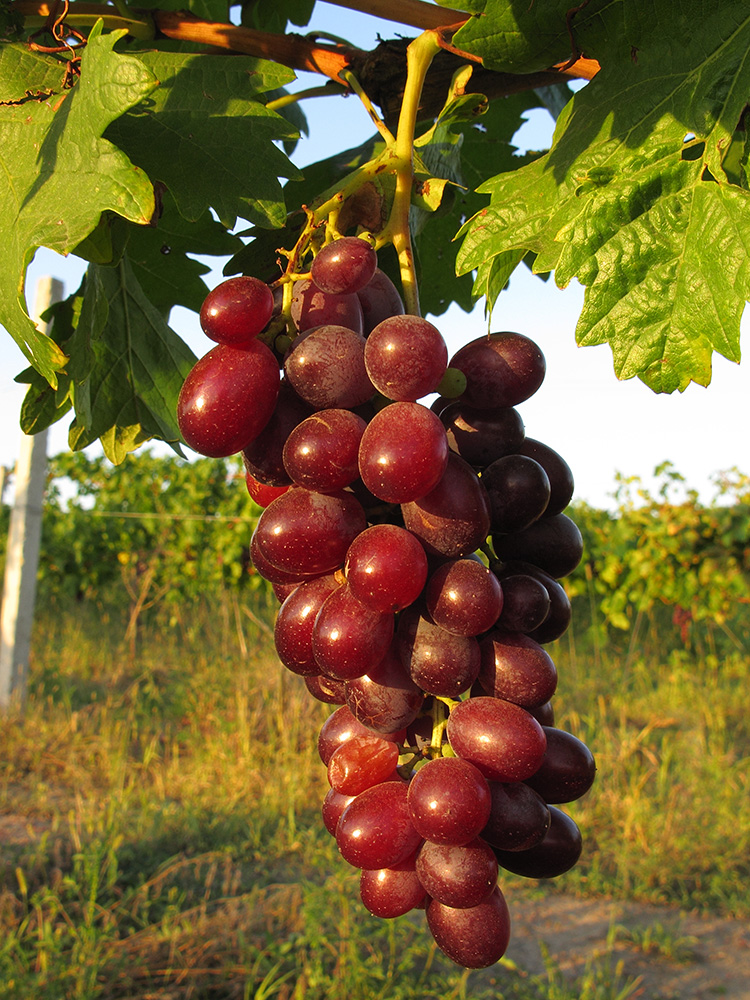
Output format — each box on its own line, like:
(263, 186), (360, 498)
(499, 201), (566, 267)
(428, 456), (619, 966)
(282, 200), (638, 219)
(177, 235), (596, 970)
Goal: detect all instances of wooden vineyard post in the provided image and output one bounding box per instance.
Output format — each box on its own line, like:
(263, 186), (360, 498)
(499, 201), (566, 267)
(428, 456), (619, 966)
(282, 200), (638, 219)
(0, 277), (64, 710)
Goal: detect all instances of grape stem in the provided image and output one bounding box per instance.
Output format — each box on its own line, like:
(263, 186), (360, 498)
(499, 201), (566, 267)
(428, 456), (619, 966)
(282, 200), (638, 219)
(381, 30), (442, 317)
(429, 696), (449, 753)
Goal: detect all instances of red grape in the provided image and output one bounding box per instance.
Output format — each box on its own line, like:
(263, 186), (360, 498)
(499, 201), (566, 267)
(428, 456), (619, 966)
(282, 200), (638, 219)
(177, 341), (280, 457)
(450, 332), (545, 408)
(312, 583), (395, 681)
(357, 268), (405, 333)
(336, 782), (422, 869)
(311, 236), (378, 295)
(284, 325), (374, 409)
(200, 275), (274, 347)
(364, 315), (448, 401)
(446, 696), (547, 782)
(425, 559), (503, 637)
(406, 757), (491, 846)
(426, 886), (511, 968)
(401, 452), (491, 559)
(524, 727), (596, 803)
(478, 630), (558, 708)
(344, 644), (424, 734)
(493, 806), (582, 879)
(291, 278), (364, 334)
(344, 523), (428, 613)
(253, 487), (366, 576)
(328, 733), (400, 795)
(283, 408), (367, 492)
(416, 837), (498, 908)
(358, 402), (449, 504)
(274, 574), (340, 676)
(360, 852), (426, 918)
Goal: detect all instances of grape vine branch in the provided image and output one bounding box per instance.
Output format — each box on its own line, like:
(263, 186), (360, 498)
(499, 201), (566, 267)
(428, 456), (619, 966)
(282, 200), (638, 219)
(1, 1), (749, 462)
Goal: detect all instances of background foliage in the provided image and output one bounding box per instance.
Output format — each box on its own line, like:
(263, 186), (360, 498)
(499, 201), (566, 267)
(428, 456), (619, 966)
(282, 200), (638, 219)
(2, 454), (749, 660)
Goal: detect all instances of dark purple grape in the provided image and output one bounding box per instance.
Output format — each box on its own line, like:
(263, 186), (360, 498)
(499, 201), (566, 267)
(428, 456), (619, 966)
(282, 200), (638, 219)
(357, 268), (405, 334)
(345, 645), (424, 734)
(177, 342), (280, 458)
(529, 700), (555, 727)
(311, 237), (378, 295)
(416, 837), (498, 909)
(397, 605), (481, 698)
(360, 852), (426, 918)
(426, 886), (511, 969)
(401, 453), (491, 559)
(291, 278), (364, 334)
(492, 513), (583, 579)
(524, 728), (596, 803)
(241, 379), (313, 486)
(407, 757), (491, 846)
(328, 733), (400, 794)
(312, 584), (395, 681)
(344, 523), (428, 613)
(284, 325), (374, 410)
(481, 781), (551, 852)
(364, 315), (448, 401)
(253, 487), (366, 576)
(527, 575), (572, 643)
(282, 408), (367, 492)
(425, 559), (503, 637)
(447, 696), (547, 782)
(478, 630), (557, 708)
(450, 332), (545, 409)
(493, 806), (582, 879)
(358, 402), (449, 504)
(495, 573), (551, 633)
(440, 402), (525, 468)
(274, 574), (340, 676)
(336, 781), (422, 869)
(518, 438), (574, 515)
(200, 276), (274, 347)
(482, 454), (551, 534)
(497, 561), (572, 643)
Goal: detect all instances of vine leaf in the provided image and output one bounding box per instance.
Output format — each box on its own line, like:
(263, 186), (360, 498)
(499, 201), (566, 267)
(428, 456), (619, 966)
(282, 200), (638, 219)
(18, 257), (197, 463)
(105, 51), (301, 230)
(0, 24), (158, 387)
(67, 256), (197, 463)
(457, 4), (750, 391)
(448, 0), (584, 74)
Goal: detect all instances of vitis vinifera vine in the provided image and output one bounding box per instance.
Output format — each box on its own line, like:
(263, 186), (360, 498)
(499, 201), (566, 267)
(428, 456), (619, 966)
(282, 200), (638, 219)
(177, 233), (595, 971)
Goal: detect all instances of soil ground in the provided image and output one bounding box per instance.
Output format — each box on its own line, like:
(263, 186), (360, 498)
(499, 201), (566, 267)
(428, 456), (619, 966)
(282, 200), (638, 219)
(503, 890), (750, 999)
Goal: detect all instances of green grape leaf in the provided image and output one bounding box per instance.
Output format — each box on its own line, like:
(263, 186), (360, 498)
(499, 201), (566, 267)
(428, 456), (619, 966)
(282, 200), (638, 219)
(451, 0), (585, 74)
(16, 293), (80, 435)
(135, 0), (230, 24)
(0, 26), (157, 386)
(415, 88), (543, 316)
(105, 51), (300, 230)
(240, 0), (316, 32)
(126, 192), (243, 316)
(457, 3), (750, 391)
(63, 257), (197, 462)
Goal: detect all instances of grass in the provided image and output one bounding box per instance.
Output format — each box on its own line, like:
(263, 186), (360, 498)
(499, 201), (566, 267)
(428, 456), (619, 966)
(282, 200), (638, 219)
(0, 589), (747, 998)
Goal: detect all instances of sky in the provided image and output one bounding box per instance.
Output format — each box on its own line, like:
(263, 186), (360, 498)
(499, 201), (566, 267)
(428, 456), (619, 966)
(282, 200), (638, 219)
(3, 2), (749, 510)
